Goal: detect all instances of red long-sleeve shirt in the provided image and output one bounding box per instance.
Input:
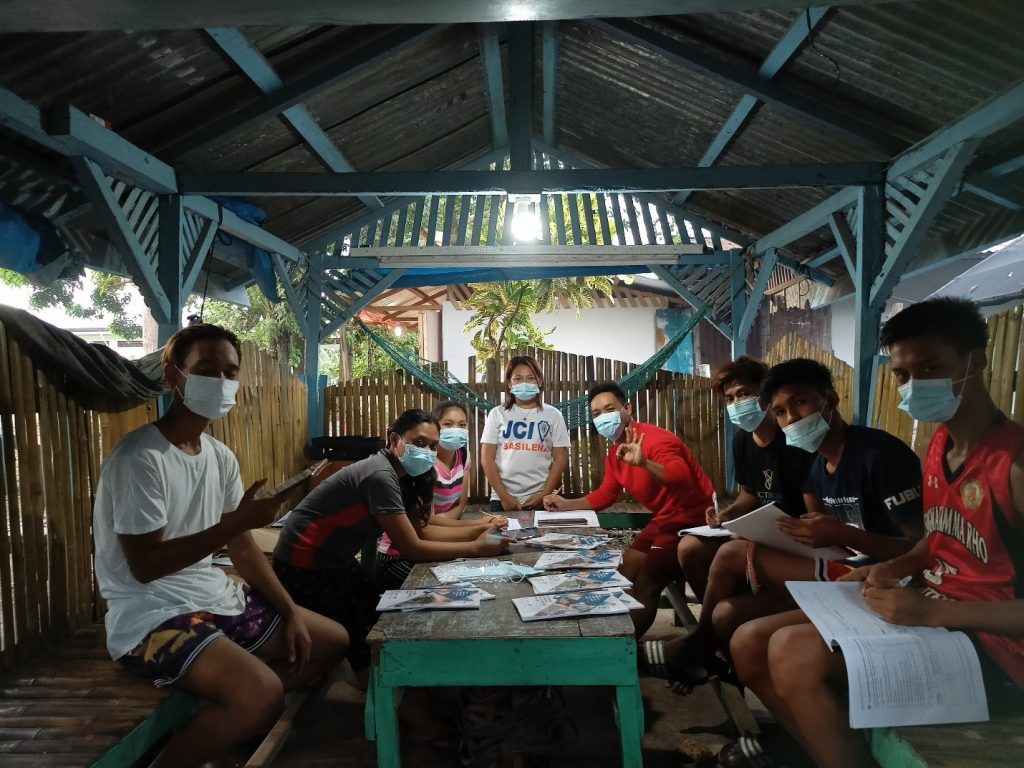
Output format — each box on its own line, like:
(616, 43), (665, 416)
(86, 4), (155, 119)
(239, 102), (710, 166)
(585, 421), (714, 526)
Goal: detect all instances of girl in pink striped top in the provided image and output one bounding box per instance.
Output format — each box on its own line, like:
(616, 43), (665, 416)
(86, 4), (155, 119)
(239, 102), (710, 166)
(376, 401), (506, 589)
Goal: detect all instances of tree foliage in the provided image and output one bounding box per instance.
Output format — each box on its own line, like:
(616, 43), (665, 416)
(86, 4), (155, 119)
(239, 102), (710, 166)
(0, 268), (142, 338)
(192, 287), (304, 369)
(462, 275), (617, 365)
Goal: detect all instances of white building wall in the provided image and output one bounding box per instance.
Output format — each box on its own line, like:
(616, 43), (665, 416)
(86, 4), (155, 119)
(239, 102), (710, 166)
(439, 302), (657, 382)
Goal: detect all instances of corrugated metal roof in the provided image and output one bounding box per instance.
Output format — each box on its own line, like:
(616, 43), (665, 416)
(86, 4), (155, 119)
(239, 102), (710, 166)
(0, 2), (1021, 287)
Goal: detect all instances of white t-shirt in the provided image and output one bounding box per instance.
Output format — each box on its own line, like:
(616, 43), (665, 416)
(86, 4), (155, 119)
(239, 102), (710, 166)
(93, 424), (246, 659)
(480, 403), (571, 501)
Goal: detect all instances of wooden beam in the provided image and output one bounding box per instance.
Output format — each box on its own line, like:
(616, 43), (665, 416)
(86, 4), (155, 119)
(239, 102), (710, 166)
(336, 244), (706, 269)
(0, 1), (899, 31)
(649, 264), (732, 338)
(73, 158), (171, 322)
(181, 218), (218, 298)
(890, 82), (1024, 179)
(178, 163), (887, 197)
(163, 25), (446, 160)
(541, 21), (559, 145)
(853, 183), (886, 425)
(738, 248), (777, 342)
(754, 186), (859, 253)
(206, 27), (382, 210)
(674, 6), (830, 205)
(828, 211), (857, 277)
(478, 26), (509, 148)
(593, 18), (905, 155)
(506, 22), (535, 171)
(181, 195), (303, 261)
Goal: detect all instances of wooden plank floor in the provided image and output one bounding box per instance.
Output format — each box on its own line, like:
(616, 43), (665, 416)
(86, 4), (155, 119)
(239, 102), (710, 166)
(0, 624), (176, 766)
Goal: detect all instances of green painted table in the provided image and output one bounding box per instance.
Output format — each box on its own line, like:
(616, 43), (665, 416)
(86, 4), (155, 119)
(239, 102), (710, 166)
(364, 551), (644, 767)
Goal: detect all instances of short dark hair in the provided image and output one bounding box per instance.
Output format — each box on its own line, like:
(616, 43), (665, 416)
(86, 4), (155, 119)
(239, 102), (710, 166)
(431, 400), (468, 422)
(711, 356), (769, 395)
(761, 358), (834, 402)
(387, 408), (438, 437)
(880, 298), (988, 355)
(587, 382), (626, 407)
(162, 324), (241, 370)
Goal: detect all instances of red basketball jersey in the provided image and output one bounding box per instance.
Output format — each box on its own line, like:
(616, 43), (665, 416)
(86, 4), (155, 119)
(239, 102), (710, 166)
(922, 418), (1024, 686)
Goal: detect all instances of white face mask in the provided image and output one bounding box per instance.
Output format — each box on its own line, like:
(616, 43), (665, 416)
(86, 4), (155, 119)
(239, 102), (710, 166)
(176, 369), (239, 420)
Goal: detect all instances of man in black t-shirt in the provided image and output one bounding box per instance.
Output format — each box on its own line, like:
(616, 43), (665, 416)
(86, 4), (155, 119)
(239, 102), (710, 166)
(642, 358), (922, 690)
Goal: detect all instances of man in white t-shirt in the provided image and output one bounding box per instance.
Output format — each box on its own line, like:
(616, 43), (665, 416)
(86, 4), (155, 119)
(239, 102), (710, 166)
(93, 324), (348, 768)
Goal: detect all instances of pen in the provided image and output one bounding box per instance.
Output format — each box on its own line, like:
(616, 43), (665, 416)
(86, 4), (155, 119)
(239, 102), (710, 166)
(712, 491), (720, 523)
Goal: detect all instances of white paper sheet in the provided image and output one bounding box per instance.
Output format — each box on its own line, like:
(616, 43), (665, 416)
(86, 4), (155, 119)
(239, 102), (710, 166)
(679, 524), (733, 539)
(723, 503), (851, 560)
(786, 581), (989, 728)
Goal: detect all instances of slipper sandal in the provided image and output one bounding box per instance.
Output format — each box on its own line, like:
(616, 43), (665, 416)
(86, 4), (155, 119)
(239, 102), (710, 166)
(718, 736), (779, 767)
(639, 639), (710, 688)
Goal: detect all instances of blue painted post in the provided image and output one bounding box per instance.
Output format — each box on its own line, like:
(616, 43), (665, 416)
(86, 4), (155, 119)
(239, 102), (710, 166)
(853, 184), (886, 425)
(303, 251), (325, 443)
(725, 248), (748, 492)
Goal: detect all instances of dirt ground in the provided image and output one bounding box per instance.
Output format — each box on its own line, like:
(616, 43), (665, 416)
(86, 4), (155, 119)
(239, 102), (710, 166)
(273, 606), (808, 768)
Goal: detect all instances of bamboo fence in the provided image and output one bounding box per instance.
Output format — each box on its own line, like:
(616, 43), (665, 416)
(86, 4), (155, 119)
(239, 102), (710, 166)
(0, 330), (306, 671)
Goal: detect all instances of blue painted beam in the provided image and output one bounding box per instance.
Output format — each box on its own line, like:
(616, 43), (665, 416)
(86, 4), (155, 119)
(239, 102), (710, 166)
(478, 26), (509, 148)
(593, 18), (905, 156)
(808, 246), (841, 268)
(674, 6), (829, 206)
(827, 211), (857, 277)
(157, 195), (185, 344)
(0, 87), (65, 153)
(270, 254), (302, 321)
(728, 248), (748, 354)
(207, 27), (382, 211)
(871, 140), (979, 306)
(978, 142), (1024, 177)
(506, 22), (534, 171)
(163, 25), (446, 160)
(738, 248), (777, 342)
(650, 264), (732, 338)
(853, 184), (886, 425)
(181, 195), (303, 261)
(541, 21), (559, 145)
(181, 217), (217, 298)
(178, 163), (887, 197)
(962, 173), (1024, 211)
(45, 104), (177, 193)
(320, 269), (408, 338)
(890, 82), (1024, 179)
(73, 157), (172, 323)
(773, 253), (834, 286)
(754, 186), (859, 253)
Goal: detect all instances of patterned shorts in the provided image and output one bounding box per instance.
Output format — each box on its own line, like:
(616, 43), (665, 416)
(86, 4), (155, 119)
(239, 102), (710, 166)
(119, 586), (281, 688)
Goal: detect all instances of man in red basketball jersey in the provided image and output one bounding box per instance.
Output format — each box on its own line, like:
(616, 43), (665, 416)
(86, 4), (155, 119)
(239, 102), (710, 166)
(724, 298), (1024, 768)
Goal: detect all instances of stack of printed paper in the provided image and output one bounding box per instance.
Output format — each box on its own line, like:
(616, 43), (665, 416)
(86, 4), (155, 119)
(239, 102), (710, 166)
(376, 584), (489, 612)
(512, 590), (633, 621)
(533, 550), (623, 570)
(527, 569), (631, 595)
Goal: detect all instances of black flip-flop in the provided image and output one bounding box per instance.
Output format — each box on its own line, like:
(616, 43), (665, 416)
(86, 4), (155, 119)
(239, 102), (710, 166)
(638, 639), (710, 688)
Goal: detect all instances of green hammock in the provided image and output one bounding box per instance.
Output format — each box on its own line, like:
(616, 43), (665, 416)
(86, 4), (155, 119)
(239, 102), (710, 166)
(354, 304), (708, 430)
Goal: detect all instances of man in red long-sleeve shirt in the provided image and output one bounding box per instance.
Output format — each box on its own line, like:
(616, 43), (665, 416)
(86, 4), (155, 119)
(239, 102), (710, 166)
(544, 382), (714, 636)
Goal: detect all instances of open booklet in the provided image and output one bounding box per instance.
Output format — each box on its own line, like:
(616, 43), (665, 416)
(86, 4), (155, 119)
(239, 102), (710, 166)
(527, 568), (632, 595)
(787, 581), (988, 728)
(533, 550), (623, 570)
(512, 589), (634, 621)
(534, 509), (600, 528)
(723, 503), (851, 560)
(376, 584), (494, 612)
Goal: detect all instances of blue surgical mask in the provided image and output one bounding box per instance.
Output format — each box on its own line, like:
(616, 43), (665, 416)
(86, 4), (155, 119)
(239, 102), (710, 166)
(510, 383), (540, 401)
(397, 439), (437, 476)
(782, 403), (833, 453)
(439, 427), (469, 451)
(897, 354), (972, 423)
(593, 409), (625, 441)
(726, 396), (765, 432)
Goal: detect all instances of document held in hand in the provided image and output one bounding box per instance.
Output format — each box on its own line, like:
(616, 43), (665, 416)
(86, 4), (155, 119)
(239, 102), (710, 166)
(722, 503), (851, 560)
(787, 581), (988, 728)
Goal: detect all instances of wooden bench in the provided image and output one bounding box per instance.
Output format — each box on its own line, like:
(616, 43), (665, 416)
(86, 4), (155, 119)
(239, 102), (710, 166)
(0, 624), (198, 767)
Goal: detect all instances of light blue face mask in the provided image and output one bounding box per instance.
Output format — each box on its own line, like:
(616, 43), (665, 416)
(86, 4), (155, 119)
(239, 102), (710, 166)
(782, 403), (833, 453)
(593, 409), (626, 441)
(726, 396), (766, 432)
(439, 427), (469, 451)
(397, 439), (437, 476)
(510, 383), (541, 401)
(897, 354), (972, 423)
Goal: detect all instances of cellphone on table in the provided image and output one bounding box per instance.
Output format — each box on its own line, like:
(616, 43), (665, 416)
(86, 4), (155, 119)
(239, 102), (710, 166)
(502, 527), (541, 541)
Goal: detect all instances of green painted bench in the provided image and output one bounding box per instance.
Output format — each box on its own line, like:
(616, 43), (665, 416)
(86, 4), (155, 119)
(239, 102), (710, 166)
(869, 715), (1024, 768)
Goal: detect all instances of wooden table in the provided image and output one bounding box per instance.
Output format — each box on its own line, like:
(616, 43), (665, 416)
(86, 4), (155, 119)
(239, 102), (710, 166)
(363, 551), (644, 768)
